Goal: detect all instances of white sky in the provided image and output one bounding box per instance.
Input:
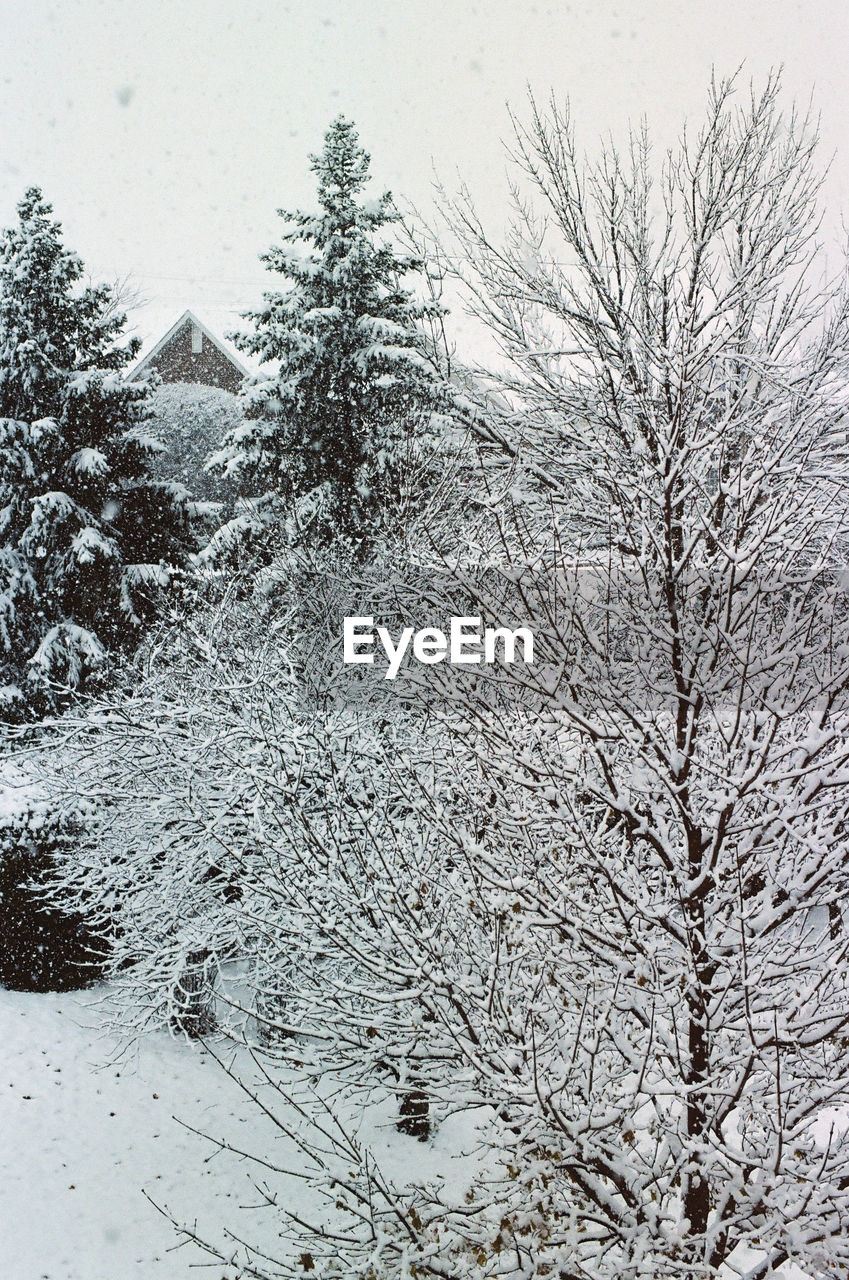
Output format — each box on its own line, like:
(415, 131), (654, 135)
(1, 0), (848, 358)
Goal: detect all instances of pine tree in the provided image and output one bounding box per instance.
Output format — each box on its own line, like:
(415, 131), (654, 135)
(0, 188), (196, 717)
(211, 116), (447, 542)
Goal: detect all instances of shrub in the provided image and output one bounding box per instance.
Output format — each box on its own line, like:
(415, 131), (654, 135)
(0, 800), (107, 992)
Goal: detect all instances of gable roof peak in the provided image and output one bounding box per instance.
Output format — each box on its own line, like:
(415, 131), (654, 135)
(130, 308), (251, 383)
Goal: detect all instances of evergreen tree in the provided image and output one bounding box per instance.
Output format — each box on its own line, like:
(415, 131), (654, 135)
(0, 188), (195, 717)
(211, 116), (447, 542)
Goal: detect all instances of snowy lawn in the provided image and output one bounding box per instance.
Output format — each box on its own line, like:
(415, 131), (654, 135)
(0, 984), (306, 1280)
(0, 983), (486, 1280)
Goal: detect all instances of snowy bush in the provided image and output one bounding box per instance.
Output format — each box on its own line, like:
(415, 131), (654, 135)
(0, 797), (106, 992)
(48, 538), (849, 1278)
(146, 381), (244, 508)
(41, 552), (437, 1037)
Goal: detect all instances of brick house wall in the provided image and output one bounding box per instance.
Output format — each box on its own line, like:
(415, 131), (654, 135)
(144, 316), (244, 393)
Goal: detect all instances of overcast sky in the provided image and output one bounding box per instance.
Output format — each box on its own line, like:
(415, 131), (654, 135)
(2, 0), (848, 358)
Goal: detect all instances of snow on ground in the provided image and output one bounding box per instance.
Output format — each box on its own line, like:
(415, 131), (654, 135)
(0, 983), (486, 1280)
(0, 984), (304, 1280)
(9, 975), (820, 1280)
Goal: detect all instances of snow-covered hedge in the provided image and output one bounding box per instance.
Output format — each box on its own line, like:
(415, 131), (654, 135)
(146, 382), (244, 507)
(0, 798), (107, 992)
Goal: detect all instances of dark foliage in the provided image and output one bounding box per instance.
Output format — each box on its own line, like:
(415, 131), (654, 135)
(0, 802), (107, 992)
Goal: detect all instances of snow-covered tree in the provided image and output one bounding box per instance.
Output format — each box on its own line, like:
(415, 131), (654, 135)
(0, 188), (197, 715)
(265, 72), (849, 1279)
(178, 76), (849, 1279)
(39, 75), (849, 1280)
(210, 116), (449, 545)
(147, 381), (244, 506)
(36, 560), (430, 1039)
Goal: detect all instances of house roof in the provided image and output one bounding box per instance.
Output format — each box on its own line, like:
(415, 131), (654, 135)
(129, 308), (252, 382)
